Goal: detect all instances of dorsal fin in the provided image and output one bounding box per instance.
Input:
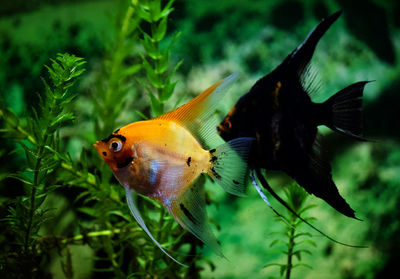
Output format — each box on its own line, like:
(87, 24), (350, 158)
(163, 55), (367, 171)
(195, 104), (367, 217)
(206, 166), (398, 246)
(157, 73), (238, 148)
(288, 11), (341, 78)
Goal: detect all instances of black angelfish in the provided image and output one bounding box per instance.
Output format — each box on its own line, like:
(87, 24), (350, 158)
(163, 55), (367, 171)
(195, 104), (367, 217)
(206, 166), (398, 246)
(218, 11), (369, 219)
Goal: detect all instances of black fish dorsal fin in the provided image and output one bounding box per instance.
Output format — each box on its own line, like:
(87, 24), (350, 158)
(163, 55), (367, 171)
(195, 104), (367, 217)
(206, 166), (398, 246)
(156, 73), (238, 148)
(288, 11), (342, 77)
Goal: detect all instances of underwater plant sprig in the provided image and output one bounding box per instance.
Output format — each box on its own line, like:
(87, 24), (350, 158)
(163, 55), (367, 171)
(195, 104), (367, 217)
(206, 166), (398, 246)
(1, 1), (201, 276)
(137, 0), (182, 116)
(0, 53), (86, 275)
(92, 0), (142, 138)
(264, 184), (316, 279)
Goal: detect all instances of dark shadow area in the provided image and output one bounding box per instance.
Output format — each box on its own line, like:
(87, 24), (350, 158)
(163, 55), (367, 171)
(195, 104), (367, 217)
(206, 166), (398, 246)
(336, 0), (395, 64)
(364, 81), (400, 140)
(270, 0), (304, 31)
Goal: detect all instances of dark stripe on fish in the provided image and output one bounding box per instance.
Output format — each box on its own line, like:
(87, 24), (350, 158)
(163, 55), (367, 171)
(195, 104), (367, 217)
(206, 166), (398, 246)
(210, 167), (221, 179)
(180, 203), (197, 224)
(116, 156), (133, 168)
(210, 155), (217, 163)
(101, 134), (126, 143)
(186, 157), (191, 166)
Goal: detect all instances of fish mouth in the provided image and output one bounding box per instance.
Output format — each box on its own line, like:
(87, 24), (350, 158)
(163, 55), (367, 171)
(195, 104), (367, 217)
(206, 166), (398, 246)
(93, 141), (101, 152)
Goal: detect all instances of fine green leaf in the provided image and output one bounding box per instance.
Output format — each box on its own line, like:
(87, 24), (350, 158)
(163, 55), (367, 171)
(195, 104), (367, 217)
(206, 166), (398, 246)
(154, 17), (168, 42)
(160, 0), (174, 19)
(293, 263), (313, 270)
(263, 263), (285, 269)
(7, 173), (33, 186)
(134, 110), (149, 120)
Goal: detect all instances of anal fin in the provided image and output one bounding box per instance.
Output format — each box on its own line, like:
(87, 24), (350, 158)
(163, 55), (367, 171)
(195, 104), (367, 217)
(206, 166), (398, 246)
(125, 187), (187, 266)
(167, 180), (224, 257)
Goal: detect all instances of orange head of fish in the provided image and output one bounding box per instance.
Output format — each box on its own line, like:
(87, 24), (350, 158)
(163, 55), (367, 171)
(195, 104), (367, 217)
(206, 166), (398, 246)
(93, 131), (133, 171)
(217, 105), (237, 140)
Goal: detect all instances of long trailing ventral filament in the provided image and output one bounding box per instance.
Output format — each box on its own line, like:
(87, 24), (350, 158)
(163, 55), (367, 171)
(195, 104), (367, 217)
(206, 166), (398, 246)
(252, 169), (368, 249)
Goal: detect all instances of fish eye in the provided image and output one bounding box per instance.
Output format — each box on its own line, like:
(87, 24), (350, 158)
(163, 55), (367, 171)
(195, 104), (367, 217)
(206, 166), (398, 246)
(109, 140), (122, 152)
(223, 119), (232, 129)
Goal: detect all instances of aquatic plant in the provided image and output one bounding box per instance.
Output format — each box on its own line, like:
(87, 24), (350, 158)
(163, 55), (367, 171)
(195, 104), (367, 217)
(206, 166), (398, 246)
(264, 183), (316, 279)
(2, 0), (399, 278)
(137, 0), (182, 117)
(0, 1), (203, 277)
(0, 53), (86, 277)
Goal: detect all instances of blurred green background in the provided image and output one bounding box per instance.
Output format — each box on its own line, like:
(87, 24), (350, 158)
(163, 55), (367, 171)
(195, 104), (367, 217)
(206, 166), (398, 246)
(1, 0), (400, 278)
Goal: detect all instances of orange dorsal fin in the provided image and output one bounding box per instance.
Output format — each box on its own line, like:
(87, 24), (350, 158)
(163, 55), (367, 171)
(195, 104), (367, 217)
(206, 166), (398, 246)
(156, 73), (238, 148)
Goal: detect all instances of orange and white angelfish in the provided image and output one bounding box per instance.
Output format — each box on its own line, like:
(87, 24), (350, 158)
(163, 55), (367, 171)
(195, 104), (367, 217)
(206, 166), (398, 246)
(93, 73), (254, 266)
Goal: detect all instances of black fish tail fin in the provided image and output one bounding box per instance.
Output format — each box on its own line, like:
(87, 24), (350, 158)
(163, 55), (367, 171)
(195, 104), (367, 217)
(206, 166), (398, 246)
(289, 11), (342, 77)
(208, 137), (254, 196)
(321, 81), (369, 140)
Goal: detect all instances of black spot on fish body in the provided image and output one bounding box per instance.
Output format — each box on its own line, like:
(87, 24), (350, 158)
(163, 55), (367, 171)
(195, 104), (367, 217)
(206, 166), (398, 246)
(210, 156), (217, 163)
(116, 156), (133, 169)
(186, 157), (191, 166)
(211, 167), (221, 180)
(102, 152), (107, 156)
(233, 180), (239, 185)
(209, 148), (216, 154)
(180, 203), (197, 224)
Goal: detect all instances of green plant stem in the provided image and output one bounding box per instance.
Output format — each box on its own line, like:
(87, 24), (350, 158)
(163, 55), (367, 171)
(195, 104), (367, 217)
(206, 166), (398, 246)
(61, 228), (140, 245)
(286, 218), (296, 279)
(60, 162), (97, 187)
(17, 126), (38, 145)
(0, 108), (38, 145)
(1, 109), (164, 210)
(105, 5), (134, 104)
(0, 112), (99, 189)
(151, 21), (164, 113)
(24, 133), (48, 251)
(0, 114), (127, 209)
(0, 113), (97, 189)
(100, 3), (139, 136)
(24, 97), (57, 250)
